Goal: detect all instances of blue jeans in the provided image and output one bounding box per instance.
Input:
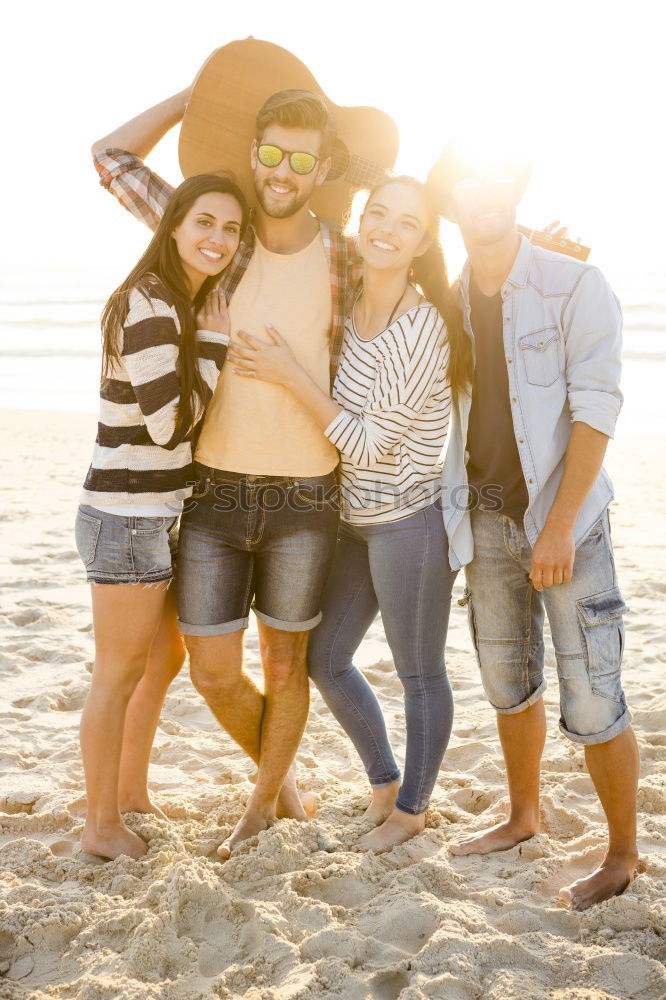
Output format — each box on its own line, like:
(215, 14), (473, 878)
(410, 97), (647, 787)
(463, 508), (631, 745)
(308, 502), (457, 815)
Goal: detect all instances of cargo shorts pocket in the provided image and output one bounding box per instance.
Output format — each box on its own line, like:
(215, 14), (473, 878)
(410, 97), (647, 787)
(576, 586), (628, 701)
(75, 509), (102, 567)
(519, 327), (562, 387)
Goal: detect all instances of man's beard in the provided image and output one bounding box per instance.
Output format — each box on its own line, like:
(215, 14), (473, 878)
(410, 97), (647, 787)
(255, 176), (314, 219)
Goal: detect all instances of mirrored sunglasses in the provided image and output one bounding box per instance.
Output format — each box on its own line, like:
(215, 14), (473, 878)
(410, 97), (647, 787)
(257, 144), (319, 176)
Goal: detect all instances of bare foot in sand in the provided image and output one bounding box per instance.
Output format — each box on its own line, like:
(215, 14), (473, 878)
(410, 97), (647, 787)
(358, 807), (425, 853)
(559, 850), (638, 911)
(81, 821), (147, 861)
(276, 765), (317, 821)
(448, 818), (538, 856)
(217, 806), (273, 860)
(364, 780), (401, 825)
(119, 796), (168, 820)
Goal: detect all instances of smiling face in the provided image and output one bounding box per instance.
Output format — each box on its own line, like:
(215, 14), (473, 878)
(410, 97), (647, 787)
(359, 181), (431, 273)
(251, 123), (330, 219)
(171, 192), (244, 293)
(451, 170), (519, 247)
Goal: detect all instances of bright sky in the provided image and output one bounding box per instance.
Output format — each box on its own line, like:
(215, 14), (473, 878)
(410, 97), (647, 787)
(3, 0), (663, 284)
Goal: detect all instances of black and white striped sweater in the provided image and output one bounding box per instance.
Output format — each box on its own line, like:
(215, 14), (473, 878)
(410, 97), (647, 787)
(81, 278), (228, 506)
(325, 303), (451, 523)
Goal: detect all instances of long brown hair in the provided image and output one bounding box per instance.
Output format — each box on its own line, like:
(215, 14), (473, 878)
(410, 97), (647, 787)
(101, 174), (249, 431)
(362, 176), (473, 398)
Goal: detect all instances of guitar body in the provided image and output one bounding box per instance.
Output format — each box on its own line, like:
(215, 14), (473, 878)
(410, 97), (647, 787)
(179, 39), (399, 224)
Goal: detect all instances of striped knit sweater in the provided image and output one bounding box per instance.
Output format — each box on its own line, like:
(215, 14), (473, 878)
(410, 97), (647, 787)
(325, 302), (451, 523)
(81, 278), (228, 506)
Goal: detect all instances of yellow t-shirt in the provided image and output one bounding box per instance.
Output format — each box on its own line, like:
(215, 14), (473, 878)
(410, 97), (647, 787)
(195, 232), (339, 477)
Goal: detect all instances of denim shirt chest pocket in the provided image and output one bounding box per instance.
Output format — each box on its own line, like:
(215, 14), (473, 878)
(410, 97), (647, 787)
(519, 327), (562, 387)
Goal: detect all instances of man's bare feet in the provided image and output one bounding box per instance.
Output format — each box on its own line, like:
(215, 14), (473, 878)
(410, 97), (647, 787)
(217, 806), (273, 860)
(559, 850), (638, 911)
(448, 818), (538, 856)
(358, 807), (425, 853)
(81, 821), (148, 861)
(276, 764), (317, 821)
(119, 796), (168, 820)
(364, 780), (401, 825)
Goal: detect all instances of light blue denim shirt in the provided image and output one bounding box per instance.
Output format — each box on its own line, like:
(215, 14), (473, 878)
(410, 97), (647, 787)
(441, 234), (623, 571)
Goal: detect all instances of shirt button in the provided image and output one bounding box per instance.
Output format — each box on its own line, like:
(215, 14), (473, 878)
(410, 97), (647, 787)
(507, 358), (512, 364)
(519, 438), (525, 443)
(528, 478), (534, 484)
(511, 397), (517, 403)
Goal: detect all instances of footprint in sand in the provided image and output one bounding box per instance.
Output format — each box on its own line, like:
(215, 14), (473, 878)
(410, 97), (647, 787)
(450, 785), (495, 815)
(357, 898), (439, 956)
(8, 607), (43, 626)
(293, 871), (380, 908)
(370, 969), (411, 1000)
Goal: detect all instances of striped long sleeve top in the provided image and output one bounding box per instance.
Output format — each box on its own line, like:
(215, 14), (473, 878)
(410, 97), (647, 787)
(325, 302), (451, 524)
(81, 278), (228, 507)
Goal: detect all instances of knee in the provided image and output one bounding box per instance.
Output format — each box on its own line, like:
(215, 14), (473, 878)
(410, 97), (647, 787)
(560, 678), (627, 742)
(306, 639), (329, 684)
(264, 652), (308, 692)
(155, 638), (186, 682)
(477, 645), (540, 712)
(92, 655), (146, 700)
(189, 663), (228, 701)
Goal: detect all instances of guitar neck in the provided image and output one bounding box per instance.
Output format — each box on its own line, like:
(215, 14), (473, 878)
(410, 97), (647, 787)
(517, 224), (590, 261)
(339, 152), (391, 189)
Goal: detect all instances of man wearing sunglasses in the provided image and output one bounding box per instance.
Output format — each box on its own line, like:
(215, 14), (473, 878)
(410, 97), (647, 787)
(92, 84), (358, 857)
(430, 145), (639, 911)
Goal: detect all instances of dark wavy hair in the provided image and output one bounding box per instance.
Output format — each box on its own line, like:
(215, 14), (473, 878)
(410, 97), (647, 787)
(101, 174), (249, 432)
(362, 176), (473, 398)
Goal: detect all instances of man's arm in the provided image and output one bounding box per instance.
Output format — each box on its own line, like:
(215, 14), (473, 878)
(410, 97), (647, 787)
(91, 88), (191, 159)
(529, 422), (609, 590)
(92, 88), (191, 231)
(530, 266), (622, 591)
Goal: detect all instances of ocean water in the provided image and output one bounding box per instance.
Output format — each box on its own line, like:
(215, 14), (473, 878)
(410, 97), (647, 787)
(1, 265), (665, 427)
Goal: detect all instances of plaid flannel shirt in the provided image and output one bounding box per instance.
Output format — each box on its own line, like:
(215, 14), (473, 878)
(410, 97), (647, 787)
(94, 149), (362, 387)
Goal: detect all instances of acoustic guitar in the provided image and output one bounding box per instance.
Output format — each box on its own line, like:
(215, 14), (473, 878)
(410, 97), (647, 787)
(516, 225), (590, 261)
(180, 39), (590, 260)
(179, 38), (399, 223)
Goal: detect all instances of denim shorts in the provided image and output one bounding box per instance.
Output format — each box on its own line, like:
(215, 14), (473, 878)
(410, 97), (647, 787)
(462, 508), (631, 746)
(176, 464), (340, 635)
(75, 505), (179, 585)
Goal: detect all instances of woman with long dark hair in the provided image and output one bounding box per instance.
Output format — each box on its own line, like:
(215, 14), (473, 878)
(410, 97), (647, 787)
(228, 176), (473, 851)
(75, 174), (248, 860)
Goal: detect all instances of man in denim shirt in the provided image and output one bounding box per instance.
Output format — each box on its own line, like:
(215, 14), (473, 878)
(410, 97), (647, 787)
(430, 146), (639, 910)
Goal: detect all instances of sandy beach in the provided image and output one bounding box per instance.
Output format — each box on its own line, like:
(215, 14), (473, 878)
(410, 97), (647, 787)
(0, 400), (664, 1000)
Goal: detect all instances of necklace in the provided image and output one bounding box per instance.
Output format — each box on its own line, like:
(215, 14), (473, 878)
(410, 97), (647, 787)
(387, 284), (410, 326)
(354, 283), (410, 338)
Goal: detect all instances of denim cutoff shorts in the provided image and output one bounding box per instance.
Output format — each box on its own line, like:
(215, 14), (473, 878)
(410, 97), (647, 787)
(75, 505), (179, 585)
(176, 464), (340, 635)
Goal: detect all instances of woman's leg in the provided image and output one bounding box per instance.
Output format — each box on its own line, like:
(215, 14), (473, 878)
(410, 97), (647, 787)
(117, 579), (186, 817)
(358, 503), (457, 851)
(308, 522), (401, 809)
(80, 582), (169, 859)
